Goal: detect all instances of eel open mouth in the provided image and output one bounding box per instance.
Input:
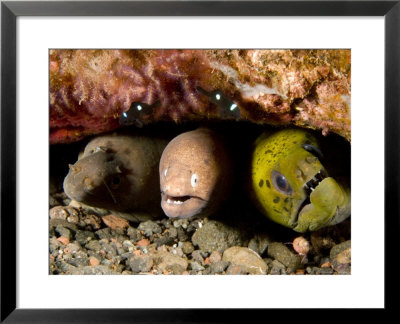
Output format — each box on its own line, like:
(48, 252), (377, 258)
(165, 195), (192, 205)
(161, 191), (207, 218)
(162, 193), (205, 205)
(293, 169), (328, 225)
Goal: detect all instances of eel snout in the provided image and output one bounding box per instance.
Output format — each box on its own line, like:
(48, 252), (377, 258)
(293, 168), (328, 225)
(63, 151), (123, 207)
(160, 188), (208, 219)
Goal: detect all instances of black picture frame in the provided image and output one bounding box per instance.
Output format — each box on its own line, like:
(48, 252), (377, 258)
(1, 0), (398, 322)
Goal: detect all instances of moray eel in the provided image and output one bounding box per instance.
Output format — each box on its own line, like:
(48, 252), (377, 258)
(63, 133), (168, 221)
(159, 128), (232, 219)
(250, 128), (350, 232)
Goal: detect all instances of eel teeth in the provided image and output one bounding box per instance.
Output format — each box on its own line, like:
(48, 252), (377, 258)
(165, 195), (192, 205)
(303, 169), (328, 196)
(167, 198), (184, 205)
(293, 169), (329, 227)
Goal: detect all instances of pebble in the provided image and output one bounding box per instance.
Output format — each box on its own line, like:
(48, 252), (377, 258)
(127, 227), (143, 242)
(225, 264), (248, 275)
(56, 236), (70, 245)
(102, 214), (130, 230)
(128, 255), (154, 273)
(209, 251), (222, 263)
(321, 261), (332, 268)
(269, 260), (286, 275)
(170, 246), (184, 258)
(73, 265), (121, 275)
(57, 260), (79, 274)
(85, 240), (101, 251)
(67, 258), (88, 267)
(173, 219), (189, 229)
(331, 247), (351, 274)
(155, 236), (175, 247)
(181, 242), (195, 255)
(75, 230), (96, 245)
(210, 260), (229, 274)
(222, 246), (267, 275)
(50, 219), (78, 232)
(55, 225), (72, 240)
(189, 261), (205, 271)
(63, 198), (72, 206)
(99, 242), (117, 257)
(335, 247), (351, 264)
(49, 206), (80, 221)
(49, 237), (62, 253)
(263, 258), (273, 267)
(154, 252), (188, 274)
(95, 228), (114, 240)
(66, 242), (81, 253)
(248, 234), (270, 256)
(330, 240), (351, 260)
(267, 242), (302, 272)
(316, 267), (335, 275)
(49, 195), (61, 208)
(83, 214), (102, 230)
(122, 240), (134, 252)
(191, 220), (248, 253)
(89, 256), (100, 266)
(66, 213), (80, 225)
(176, 227), (189, 241)
(167, 227), (178, 239)
(136, 238), (150, 247)
(191, 250), (205, 265)
(138, 220), (162, 237)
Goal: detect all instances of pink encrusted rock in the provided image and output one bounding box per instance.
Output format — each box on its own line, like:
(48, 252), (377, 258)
(50, 49), (351, 144)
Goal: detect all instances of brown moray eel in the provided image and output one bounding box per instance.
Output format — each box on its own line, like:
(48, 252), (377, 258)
(63, 133), (168, 220)
(159, 128), (232, 219)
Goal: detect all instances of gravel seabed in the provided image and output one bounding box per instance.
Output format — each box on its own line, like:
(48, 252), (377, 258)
(49, 189), (351, 276)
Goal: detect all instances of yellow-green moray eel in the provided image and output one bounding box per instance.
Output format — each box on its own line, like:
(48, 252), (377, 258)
(250, 128), (350, 232)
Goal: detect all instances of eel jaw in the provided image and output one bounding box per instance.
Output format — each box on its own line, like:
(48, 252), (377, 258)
(292, 169), (328, 226)
(161, 191), (207, 219)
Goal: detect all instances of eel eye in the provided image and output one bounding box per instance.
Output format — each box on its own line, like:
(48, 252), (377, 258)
(302, 144), (323, 159)
(272, 171), (292, 194)
(136, 104), (143, 111)
(191, 173), (198, 188)
(111, 176), (121, 188)
(91, 146), (107, 154)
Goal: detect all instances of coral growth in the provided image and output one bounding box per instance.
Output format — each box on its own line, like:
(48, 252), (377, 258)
(50, 49), (351, 144)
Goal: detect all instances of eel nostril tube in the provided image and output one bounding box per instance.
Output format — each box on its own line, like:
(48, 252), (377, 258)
(69, 164), (81, 173)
